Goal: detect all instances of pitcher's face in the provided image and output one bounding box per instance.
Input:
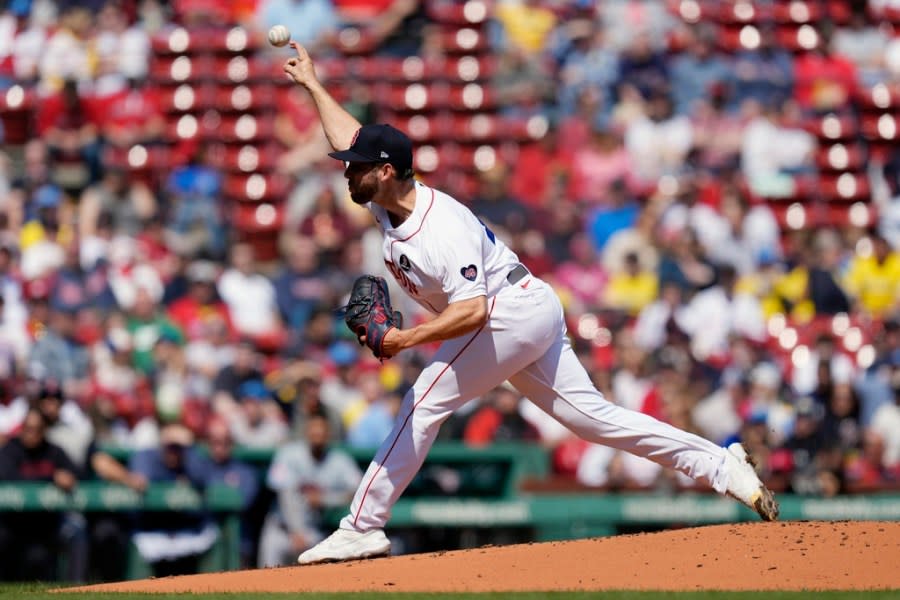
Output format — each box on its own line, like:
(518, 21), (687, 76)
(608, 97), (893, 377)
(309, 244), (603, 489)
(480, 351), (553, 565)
(344, 162), (382, 205)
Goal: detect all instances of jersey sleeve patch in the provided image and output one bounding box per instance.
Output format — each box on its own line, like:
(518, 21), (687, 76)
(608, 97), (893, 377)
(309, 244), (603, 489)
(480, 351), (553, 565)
(460, 264), (478, 281)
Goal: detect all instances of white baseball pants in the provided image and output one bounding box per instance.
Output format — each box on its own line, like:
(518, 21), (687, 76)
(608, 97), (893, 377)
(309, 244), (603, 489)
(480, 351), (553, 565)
(340, 275), (730, 532)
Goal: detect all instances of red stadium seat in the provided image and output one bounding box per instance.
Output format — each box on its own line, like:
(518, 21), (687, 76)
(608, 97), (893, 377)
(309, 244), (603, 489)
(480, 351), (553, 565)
(392, 113), (453, 142)
(150, 55), (202, 84)
(823, 202), (876, 228)
(102, 145), (174, 172)
(772, 1), (822, 24)
(769, 200), (811, 231)
(855, 84), (900, 111)
(426, 1), (490, 26)
(667, 0), (719, 23)
(211, 55), (276, 84)
(213, 114), (275, 143)
(436, 55), (497, 82)
(805, 113), (858, 141)
(379, 82), (450, 111)
(451, 113), (502, 141)
(198, 26), (261, 54)
(156, 84), (216, 114)
(212, 84), (277, 113)
(867, 140), (896, 163)
(776, 23), (821, 52)
(210, 144), (280, 173)
(150, 26), (197, 55)
(714, 1), (772, 25)
(819, 173), (871, 203)
(224, 172), (291, 202)
(0, 84), (36, 145)
(827, 0), (853, 24)
(440, 27), (489, 53)
(861, 113), (899, 142)
(151, 26), (261, 56)
(815, 143), (865, 173)
(233, 202), (285, 232)
(447, 84), (497, 111)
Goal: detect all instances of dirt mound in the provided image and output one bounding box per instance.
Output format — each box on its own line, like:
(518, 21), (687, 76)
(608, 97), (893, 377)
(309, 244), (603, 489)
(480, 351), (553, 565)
(67, 521), (899, 593)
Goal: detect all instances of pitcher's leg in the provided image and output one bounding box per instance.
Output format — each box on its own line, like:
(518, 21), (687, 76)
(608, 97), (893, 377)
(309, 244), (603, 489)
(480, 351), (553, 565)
(341, 310), (536, 531)
(508, 337), (730, 492)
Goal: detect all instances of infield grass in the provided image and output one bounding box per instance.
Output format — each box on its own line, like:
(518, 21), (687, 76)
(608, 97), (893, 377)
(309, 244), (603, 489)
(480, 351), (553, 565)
(1, 586), (897, 600)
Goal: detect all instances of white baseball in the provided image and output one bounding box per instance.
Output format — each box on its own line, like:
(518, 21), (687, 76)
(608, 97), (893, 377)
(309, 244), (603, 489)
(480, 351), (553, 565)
(267, 25), (291, 47)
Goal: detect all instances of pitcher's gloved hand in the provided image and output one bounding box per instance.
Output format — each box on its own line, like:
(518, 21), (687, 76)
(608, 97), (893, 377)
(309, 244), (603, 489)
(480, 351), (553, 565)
(342, 275), (403, 359)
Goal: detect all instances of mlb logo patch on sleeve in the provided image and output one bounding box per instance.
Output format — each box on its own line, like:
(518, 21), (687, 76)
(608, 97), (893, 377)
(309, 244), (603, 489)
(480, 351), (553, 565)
(460, 265), (478, 281)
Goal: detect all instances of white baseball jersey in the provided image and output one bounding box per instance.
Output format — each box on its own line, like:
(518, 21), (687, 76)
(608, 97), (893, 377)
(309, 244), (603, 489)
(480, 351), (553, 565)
(368, 181), (520, 314)
(332, 180), (739, 535)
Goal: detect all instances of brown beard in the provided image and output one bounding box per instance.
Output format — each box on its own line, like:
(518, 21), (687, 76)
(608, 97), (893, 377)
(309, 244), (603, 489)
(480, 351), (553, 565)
(349, 176), (379, 205)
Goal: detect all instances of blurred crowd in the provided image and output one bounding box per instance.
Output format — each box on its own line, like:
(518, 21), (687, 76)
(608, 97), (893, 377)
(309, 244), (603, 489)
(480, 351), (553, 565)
(1, 0), (900, 581)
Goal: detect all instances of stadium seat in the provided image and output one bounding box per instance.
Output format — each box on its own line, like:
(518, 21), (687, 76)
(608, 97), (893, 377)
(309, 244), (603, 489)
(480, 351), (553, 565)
(861, 113), (898, 142)
(426, 1), (490, 26)
(440, 27), (489, 53)
(150, 26), (197, 55)
(102, 144), (174, 173)
(827, 0), (853, 24)
(213, 114), (275, 143)
(224, 172), (291, 202)
(823, 202), (876, 228)
(233, 202), (285, 232)
(772, 1), (822, 24)
(149, 55), (217, 85)
(855, 84), (900, 111)
(0, 84), (36, 145)
(156, 84), (217, 114)
(212, 84), (277, 113)
(392, 113), (453, 142)
(815, 143), (865, 173)
(447, 83), (497, 111)
(819, 173), (871, 203)
(451, 113), (502, 141)
(380, 82), (450, 111)
(214, 144), (280, 173)
(714, 1), (772, 25)
(667, 0), (719, 23)
(438, 55), (496, 82)
(806, 113), (859, 141)
(152, 26), (260, 55)
(776, 23), (820, 52)
(196, 26), (261, 54)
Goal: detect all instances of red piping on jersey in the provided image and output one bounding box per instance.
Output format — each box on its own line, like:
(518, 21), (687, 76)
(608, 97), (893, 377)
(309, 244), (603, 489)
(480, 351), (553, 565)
(352, 295), (496, 528)
(389, 186), (435, 259)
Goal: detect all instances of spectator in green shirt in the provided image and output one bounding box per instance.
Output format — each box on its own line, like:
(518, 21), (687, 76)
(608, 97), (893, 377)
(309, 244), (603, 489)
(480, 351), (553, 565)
(126, 287), (184, 374)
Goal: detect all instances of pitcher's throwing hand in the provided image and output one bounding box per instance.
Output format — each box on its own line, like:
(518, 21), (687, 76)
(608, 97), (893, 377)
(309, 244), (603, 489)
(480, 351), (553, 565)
(283, 41), (318, 88)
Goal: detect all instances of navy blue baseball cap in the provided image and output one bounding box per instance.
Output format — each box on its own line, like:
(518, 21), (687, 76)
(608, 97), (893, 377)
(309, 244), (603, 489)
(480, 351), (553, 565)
(329, 124), (414, 179)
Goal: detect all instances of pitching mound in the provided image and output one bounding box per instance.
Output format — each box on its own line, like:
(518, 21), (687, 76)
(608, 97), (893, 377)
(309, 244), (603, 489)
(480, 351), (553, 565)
(67, 521), (899, 593)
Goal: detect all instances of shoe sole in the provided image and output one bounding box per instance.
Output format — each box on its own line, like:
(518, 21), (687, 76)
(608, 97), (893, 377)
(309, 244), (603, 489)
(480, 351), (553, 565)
(299, 545), (391, 566)
(753, 486), (780, 522)
(728, 444), (780, 522)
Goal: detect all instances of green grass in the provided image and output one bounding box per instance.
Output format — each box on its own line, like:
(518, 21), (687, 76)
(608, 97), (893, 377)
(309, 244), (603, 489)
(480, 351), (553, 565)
(1, 586), (897, 600)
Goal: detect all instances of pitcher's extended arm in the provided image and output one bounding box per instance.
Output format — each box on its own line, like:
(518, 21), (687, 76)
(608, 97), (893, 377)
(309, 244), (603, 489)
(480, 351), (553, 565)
(283, 41), (361, 152)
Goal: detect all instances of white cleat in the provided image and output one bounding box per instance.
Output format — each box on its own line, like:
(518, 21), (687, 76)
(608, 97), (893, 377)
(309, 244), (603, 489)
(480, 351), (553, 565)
(724, 443), (780, 522)
(297, 528), (391, 565)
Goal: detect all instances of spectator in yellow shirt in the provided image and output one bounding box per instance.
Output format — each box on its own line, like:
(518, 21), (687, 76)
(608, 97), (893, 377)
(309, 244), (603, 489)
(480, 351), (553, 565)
(844, 234), (900, 318)
(495, 0), (557, 55)
(605, 251), (658, 316)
